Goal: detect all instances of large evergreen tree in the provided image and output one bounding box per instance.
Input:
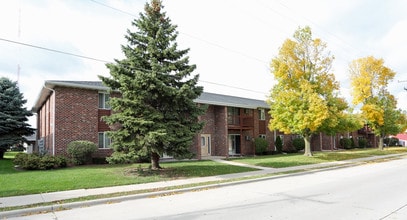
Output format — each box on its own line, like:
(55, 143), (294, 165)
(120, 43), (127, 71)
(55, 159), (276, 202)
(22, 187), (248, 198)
(0, 77), (34, 159)
(99, 0), (204, 169)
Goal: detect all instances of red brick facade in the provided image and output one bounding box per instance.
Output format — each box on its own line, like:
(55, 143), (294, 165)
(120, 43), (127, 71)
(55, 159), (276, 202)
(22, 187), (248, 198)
(195, 106), (274, 159)
(34, 81), (377, 160)
(35, 84), (113, 158)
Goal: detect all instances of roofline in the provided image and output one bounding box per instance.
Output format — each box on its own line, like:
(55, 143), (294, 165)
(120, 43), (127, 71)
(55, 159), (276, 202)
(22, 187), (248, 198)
(32, 80), (269, 112)
(44, 80), (109, 91)
(32, 81), (110, 112)
(194, 97), (268, 109)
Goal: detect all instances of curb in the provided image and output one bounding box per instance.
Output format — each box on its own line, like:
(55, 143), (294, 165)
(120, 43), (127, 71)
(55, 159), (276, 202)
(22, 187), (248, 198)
(1, 153), (406, 218)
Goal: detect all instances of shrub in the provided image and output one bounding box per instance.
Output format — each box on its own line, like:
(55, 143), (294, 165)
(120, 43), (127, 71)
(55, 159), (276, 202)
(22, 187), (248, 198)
(358, 138), (367, 148)
(340, 138), (353, 149)
(13, 153), (28, 167)
(13, 153), (68, 170)
(23, 154), (41, 170)
(275, 136), (283, 153)
(38, 155), (56, 170)
(67, 140), (97, 165)
(254, 137), (268, 155)
(55, 156), (68, 168)
(292, 137), (305, 151)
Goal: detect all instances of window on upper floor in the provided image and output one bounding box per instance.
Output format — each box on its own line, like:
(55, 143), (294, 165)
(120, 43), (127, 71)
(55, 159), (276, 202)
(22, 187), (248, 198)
(98, 93), (110, 109)
(98, 132), (111, 149)
(244, 109), (252, 115)
(258, 109), (265, 120)
(227, 107), (240, 125)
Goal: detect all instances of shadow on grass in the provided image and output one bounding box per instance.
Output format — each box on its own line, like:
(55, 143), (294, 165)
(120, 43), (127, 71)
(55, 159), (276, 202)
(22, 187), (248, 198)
(0, 158), (17, 174)
(125, 161), (257, 179)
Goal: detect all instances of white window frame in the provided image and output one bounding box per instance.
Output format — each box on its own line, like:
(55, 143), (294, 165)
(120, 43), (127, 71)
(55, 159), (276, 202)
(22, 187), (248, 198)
(259, 109), (265, 120)
(98, 93), (110, 109)
(98, 132), (111, 149)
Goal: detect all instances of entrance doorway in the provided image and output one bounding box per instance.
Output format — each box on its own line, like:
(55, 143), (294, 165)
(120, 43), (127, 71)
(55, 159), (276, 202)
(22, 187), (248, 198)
(228, 134), (241, 155)
(200, 134), (211, 156)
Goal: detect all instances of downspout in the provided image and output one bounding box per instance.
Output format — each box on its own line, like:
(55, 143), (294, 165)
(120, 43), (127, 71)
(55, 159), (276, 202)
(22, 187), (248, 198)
(43, 85), (56, 156)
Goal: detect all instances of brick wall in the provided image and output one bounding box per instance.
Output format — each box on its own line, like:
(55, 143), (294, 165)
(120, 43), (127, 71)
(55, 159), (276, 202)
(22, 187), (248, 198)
(214, 106), (228, 157)
(37, 93), (54, 155)
(54, 86), (99, 156)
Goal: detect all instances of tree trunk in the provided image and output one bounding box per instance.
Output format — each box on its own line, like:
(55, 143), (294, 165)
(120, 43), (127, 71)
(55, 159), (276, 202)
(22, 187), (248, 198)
(378, 136), (384, 151)
(0, 149), (5, 159)
(303, 135), (313, 156)
(151, 152), (162, 170)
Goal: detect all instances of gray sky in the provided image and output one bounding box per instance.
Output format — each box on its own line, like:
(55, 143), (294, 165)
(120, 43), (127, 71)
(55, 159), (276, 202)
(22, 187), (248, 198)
(1, 0), (407, 128)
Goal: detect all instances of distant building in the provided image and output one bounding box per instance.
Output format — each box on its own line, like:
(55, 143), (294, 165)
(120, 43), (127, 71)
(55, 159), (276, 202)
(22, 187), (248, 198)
(395, 133), (407, 147)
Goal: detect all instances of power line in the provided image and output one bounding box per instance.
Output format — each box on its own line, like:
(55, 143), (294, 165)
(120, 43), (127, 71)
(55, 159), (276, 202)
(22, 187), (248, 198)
(89, 0), (271, 66)
(273, 0), (369, 57)
(0, 37), (268, 95)
(0, 37), (110, 63)
(199, 80), (267, 95)
(89, 0), (139, 17)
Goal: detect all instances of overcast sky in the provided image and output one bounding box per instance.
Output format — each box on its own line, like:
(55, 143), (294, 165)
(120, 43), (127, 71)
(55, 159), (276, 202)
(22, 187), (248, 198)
(1, 0), (407, 128)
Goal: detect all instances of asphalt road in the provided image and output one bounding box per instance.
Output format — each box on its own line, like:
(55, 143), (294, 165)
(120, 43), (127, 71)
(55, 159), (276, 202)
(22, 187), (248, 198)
(9, 157), (407, 220)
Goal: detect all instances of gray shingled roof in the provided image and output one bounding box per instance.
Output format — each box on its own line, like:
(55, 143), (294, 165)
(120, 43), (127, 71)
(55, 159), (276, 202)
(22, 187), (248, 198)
(33, 80), (269, 111)
(196, 92), (269, 109)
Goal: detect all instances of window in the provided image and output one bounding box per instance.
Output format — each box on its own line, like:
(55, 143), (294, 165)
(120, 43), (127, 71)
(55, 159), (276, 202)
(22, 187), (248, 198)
(98, 93), (110, 109)
(228, 107), (240, 124)
(258, 109), (265, 120)
(98, 132), (111, 148)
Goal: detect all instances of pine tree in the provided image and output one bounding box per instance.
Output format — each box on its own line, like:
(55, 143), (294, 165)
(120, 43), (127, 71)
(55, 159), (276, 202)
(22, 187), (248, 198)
(0, 77), (34, 159)
(99, 0), (204, 169)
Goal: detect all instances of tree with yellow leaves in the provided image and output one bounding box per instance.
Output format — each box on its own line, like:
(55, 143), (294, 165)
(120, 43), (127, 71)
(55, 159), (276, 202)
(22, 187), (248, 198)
(268, 26), (345, 156)
(349, 56), (404, 150)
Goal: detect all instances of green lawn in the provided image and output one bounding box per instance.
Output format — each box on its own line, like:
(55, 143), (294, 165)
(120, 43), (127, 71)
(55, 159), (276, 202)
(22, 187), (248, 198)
(229, 147), (407, 168)
(1, 147), (406, 198)
(0, 153), (256, 197)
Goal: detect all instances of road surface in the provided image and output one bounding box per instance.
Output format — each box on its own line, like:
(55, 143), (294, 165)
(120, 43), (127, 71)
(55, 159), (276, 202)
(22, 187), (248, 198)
(9, 157), (407, 220)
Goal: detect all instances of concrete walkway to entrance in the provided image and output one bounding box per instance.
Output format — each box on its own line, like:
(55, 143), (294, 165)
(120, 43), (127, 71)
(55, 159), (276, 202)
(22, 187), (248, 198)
(210, 158), (275, 170)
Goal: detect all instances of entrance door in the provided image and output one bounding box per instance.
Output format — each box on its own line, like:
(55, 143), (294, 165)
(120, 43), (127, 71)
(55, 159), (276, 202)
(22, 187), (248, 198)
(201, 134), (211, 156)
(228, 134), (241, 155)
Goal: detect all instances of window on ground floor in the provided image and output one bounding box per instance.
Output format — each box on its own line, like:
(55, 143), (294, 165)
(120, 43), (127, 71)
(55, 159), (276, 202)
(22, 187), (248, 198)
(98, 132), (111, 148)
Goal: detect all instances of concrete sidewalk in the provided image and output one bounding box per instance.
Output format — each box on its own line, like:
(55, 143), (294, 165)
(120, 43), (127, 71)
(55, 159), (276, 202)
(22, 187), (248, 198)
(1, 153), (405, 218)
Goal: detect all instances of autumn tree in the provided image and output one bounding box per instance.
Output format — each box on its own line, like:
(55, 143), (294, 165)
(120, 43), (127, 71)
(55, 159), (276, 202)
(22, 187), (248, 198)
(0, 77), (34, 159)
(350, 56), (404, 150)
(99, 0), (204, 169)
(268, 26), (344, 156)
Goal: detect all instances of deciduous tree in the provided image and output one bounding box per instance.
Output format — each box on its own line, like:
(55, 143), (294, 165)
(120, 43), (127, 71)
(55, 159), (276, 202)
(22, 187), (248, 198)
(99, 0), (204, 169)
(349, 56), (404, 150)
(0, 77), (34, 159)
(268, 26), (344, 156)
